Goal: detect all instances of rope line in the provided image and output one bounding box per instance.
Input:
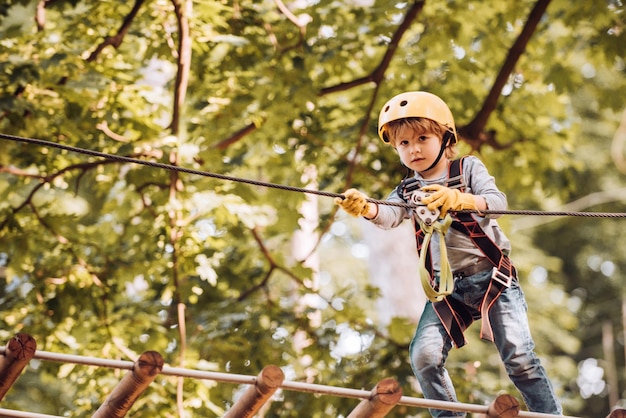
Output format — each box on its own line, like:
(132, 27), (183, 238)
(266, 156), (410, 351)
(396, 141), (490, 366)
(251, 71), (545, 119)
(0, 347), (578, 418)
(1, 132), (625, 218)
(0, 408), (62, 418)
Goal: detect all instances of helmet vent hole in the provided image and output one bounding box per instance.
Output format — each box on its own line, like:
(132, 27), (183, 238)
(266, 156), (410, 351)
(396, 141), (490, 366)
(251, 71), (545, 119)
(400, 100), (408, 107)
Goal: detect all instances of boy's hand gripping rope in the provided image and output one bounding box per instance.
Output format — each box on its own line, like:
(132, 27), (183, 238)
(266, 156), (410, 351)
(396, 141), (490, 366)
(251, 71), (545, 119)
(1, 132), (626, 218)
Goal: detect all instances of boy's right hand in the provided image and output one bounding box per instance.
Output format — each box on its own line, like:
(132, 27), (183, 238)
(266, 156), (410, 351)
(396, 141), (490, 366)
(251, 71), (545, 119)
(421, 184), (477, 217)
(335, 189), (371, 217)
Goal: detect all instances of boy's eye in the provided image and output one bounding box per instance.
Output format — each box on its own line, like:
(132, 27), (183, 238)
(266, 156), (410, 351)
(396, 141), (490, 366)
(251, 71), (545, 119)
(418, 135), (428, 141)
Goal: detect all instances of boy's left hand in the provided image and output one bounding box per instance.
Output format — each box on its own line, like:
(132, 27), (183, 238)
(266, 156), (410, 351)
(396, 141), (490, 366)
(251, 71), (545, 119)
(421, 185), (477, 217)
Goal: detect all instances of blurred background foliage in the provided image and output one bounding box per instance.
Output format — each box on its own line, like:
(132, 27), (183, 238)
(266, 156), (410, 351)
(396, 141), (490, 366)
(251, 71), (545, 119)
(0, 0), (625, 416)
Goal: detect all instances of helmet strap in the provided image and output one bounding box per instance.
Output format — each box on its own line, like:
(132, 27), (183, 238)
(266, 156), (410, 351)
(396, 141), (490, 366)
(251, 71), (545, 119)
(402, 164), (413, 179)
(422, 131), (452, 173)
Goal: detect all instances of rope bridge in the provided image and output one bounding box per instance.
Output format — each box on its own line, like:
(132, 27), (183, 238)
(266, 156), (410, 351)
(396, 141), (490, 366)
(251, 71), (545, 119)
(0, 333), (591, 418)
(2, 134), (625, 416)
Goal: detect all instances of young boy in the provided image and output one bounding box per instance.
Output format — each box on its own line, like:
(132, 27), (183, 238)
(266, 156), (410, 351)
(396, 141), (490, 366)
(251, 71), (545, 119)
(335, 91), (562, 417)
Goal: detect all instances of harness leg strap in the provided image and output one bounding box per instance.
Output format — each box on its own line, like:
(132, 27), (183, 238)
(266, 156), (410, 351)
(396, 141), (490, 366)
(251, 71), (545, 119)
(479, 264), (516, 342)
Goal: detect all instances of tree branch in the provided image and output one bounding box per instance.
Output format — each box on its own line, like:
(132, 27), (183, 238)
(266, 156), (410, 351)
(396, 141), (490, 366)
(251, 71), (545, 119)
(0, 154), (155, 230)
(213, 122), (258, 150)
(169, 0), (193, 135)
(96, 121), (130, 143)
(237, 227), (319, 302)
(86, 0), (146, 62)
(35, 0), (61, 31)
(611, 108), (626, 174)
(460, 0), (553, 150)
(331, 1), (425, 192)
(319, 1), (425, 96)
(214, 1), (423, 149)
(164, 5), (192, 414)
(274, 0), (308, 34)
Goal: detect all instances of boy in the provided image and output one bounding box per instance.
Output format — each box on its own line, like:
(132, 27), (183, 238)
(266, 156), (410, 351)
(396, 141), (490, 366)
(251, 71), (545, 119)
(335, 91), (562, 417)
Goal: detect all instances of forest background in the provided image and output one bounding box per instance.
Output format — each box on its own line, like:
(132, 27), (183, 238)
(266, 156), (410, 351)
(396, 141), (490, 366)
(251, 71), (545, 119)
(1, 0), (625, 417)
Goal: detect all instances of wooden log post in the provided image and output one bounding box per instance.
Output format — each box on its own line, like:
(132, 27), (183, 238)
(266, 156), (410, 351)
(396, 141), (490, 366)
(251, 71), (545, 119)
(346, 378), (403, 418)
(92, 351), (164, 418)
(486, 394), (520, 418)
(606, 408), (626, 418)
(223, 365), (285, 418)
(0, 333), (37, 400)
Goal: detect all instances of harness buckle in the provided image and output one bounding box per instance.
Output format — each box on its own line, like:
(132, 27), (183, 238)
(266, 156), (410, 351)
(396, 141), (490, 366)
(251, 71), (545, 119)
(491, 267), (512, 288)
(410, 190), (440, 225)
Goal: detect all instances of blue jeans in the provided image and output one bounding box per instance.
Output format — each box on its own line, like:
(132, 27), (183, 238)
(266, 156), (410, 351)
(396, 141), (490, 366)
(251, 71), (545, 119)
(409, 270), (562, 417)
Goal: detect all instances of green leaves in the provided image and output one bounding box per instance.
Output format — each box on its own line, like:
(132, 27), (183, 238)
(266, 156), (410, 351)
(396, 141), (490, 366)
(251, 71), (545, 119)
(0, 0), (625, 416)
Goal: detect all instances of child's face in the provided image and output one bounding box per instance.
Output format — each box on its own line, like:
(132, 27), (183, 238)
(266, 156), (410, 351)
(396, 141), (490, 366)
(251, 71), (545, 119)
(393, 125), (448, 178)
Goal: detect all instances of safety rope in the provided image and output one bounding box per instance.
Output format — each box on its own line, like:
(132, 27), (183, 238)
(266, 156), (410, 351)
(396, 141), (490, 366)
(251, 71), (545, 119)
(1, 132), (625, 218)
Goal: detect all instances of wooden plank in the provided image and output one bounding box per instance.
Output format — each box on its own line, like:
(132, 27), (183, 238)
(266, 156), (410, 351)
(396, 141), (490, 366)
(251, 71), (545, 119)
(606, 408), (626, 418)
(92, 351), (163, 418)
(223, 365), (285, 418)
(347, 378), (402, 418)
(487, 394), (519, 417)
(0, 333), (37, 400)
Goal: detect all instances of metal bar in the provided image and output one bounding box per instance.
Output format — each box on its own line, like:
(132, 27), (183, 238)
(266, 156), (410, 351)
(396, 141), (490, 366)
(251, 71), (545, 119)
(0, 408), (63, 418)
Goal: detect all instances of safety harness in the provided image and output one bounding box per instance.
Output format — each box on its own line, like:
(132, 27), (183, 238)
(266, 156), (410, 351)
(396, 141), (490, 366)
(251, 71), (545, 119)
(399, 156), (518, 348)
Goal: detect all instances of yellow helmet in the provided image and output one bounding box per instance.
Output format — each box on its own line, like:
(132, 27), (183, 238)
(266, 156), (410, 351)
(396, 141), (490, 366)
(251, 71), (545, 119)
(378, 91), (457, 144)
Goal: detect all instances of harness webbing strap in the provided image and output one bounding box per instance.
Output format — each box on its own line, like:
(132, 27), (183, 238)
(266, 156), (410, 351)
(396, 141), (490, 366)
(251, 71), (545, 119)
(420, 156), (517, 348)
(449, 212), (517, 342)
(418, 216), (454, 301)
(433, 293), (474, 348)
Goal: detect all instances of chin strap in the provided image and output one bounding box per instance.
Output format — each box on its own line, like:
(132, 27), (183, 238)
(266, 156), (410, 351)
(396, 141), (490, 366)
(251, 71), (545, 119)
(418, 214), (454, 302)
(422, 131), (453, 173)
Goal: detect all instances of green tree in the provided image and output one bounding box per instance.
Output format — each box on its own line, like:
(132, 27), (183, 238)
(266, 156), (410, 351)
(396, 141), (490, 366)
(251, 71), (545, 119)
(0, 0), (624, 416)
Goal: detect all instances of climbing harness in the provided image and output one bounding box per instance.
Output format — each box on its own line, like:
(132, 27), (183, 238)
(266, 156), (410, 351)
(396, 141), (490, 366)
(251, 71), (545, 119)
(444, 157), (519, 346)
(399, 156), (520, 348)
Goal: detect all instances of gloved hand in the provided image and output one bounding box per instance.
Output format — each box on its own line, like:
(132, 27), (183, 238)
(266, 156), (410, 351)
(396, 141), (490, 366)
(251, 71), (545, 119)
(421, 184), (477, 217)
(335, 189), (371, 217)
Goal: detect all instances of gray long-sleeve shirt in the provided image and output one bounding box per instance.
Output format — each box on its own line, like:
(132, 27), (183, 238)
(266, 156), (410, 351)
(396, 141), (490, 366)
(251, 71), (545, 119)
(368, 156), (510, 273)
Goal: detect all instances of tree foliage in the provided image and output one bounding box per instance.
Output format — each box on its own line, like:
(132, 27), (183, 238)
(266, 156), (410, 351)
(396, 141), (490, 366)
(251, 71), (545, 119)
(0, 0), (625, 416)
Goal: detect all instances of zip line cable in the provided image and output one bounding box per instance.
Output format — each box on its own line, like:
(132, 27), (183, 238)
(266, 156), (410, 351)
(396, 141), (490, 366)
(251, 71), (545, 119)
(1, 132), (625, 218)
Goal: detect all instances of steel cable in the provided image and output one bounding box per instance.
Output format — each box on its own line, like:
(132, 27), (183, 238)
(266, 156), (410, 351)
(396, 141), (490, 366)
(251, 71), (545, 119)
(2, 132), (625, 218)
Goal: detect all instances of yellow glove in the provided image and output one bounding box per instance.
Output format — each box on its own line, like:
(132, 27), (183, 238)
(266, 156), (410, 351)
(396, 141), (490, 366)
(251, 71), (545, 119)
(421, 184), (477, 217)
(335, 188), (371, 217)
